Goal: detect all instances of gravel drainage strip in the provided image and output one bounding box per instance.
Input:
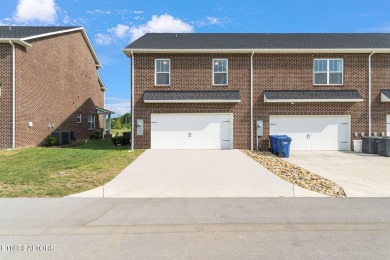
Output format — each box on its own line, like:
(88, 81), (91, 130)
(241, 150), (346, 197)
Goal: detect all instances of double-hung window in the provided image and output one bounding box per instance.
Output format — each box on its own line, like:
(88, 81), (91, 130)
(88, 114), (95, 130)
(314, 59), (343, 85)
(213, 59), (228, 85)
(155, 59), (170, 86)
(76, 112), (82, 123)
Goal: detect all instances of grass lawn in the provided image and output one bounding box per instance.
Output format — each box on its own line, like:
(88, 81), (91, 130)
(0, 139), (144, 197)
(111, 128), (130, 136)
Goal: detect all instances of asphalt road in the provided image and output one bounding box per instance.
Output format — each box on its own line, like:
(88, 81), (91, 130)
(0, 198), (389, 259)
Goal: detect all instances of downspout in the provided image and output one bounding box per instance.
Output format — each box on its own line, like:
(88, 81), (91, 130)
(250, 51), (254, 150)
(368, 51), (375, 136)
(9, 40), (16, 149)
(130, 51), (134, 150)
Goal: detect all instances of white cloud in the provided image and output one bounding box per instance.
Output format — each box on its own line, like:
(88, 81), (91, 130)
(133, 11), (144, 14)
(105, 98), (130, 116)
(192, 16), (222, 27)
(95, 24), (131, 45)
(109, 24), (130, 39)
(14, 0), (57, 23)
(95, 33), (112, 45)
(130, 14), (194, 42)
(86, 9), (111, 15)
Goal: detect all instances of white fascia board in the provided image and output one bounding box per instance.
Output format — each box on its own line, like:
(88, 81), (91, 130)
(144, 99), (241, 103)
(98, 75), (107, 91)
(264, 97), (364, 103)
(21, 27), (102, 68)
(0, 39), (32, 48)
(381, 93), (390, 102)
(124, 48), (390, 55)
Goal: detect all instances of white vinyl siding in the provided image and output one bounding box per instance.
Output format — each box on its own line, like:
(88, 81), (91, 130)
(314, 59), (343, 85)
(151, 113), (233, 149)
(88, 114), (95, 130)
(213, 59), (228, 85)
(155, 59), (170, 86)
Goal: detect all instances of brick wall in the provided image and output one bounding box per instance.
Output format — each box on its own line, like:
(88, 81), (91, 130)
(0, 44), (12, 149)
(133, 52), (390, 150)
(15, 31), (104, 147)
(133, 53), (251, 149)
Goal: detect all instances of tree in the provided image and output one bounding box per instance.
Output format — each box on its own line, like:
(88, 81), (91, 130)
(113, 119), (122, 129)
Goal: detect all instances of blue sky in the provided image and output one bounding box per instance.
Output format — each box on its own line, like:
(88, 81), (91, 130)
(1, 0), (390, 115)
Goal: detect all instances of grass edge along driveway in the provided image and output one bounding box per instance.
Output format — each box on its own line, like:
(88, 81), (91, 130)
(0, 140), (144, 197)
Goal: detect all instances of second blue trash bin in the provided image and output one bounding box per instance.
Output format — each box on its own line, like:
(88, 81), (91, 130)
(276, 136), (292, 158)
(269, 135), (288, 154)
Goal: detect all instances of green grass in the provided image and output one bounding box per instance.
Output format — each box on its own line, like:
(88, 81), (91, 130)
(111, 128), (130, 136)
(0, 139), (144, 197)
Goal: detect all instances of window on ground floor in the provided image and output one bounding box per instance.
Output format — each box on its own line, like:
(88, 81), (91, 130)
(88, 114), (95, 130)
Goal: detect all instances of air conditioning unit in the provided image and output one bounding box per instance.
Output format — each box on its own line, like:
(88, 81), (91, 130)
(51, 131), (72, 145)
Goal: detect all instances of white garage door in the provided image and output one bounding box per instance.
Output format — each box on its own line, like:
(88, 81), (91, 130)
(269, 115), (350, 151)
(151, 113), (233, 149)
(387, 115), (390, 136)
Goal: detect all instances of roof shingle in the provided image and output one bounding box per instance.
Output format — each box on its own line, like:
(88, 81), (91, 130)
(125, 33), (390, 50)
(0, 26), (80, 39)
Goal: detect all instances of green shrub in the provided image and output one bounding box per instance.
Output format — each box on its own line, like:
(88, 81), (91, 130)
(111, 132), (131, 146)
(47, 135), (57, 146)
(90, 128), (103, 140)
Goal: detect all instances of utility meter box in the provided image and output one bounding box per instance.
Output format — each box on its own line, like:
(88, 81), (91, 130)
(136, 119), (144, 136)
(256, 120), (263, 137)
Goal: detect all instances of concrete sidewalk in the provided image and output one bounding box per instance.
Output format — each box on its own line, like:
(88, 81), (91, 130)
(71, 150), (326, 198)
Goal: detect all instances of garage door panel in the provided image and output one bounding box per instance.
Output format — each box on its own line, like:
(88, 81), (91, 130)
(151, 114), (233, 150)
(270, 115), (350, 151)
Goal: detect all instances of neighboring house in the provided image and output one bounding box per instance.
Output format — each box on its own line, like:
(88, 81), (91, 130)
(123, 33), (390, 151)
(0, 26), (113, 149)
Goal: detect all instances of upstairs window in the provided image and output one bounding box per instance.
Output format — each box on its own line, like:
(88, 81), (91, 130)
(213, 59), (228, 85)
(155, 59), (170, 86)
(88, 114), (95, 130)
(77, 112), (82, 123)
(314, 59), (343, 85)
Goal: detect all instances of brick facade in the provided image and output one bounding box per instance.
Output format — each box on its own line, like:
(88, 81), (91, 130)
(0, 31), (104, 149)
(0, 44), (12, 148)
(133, 52), (390, 150)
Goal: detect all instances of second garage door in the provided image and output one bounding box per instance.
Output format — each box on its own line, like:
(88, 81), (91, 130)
(269, 115), (350, 151)
(151, 113), (233, 149)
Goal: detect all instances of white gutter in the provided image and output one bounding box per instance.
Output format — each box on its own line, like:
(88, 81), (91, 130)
(124, 48), (390, 55)
(131, 51), (135, 150)
(144, 99), (241, 103)
(368, 51), (375, 136)
(250, 51), (254, 151)
(0, 39), (31, 48)
(9, 40), (16, 149)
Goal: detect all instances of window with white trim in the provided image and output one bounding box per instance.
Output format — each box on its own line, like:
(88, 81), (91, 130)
(314, 59), (343, 85)
(155, 59), (170, 86)
(88, 114), (95, 130)
(76, 112), (82, 123)
(213, 59), (228, 85)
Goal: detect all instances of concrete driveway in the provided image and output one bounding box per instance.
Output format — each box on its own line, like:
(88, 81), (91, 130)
(287, 151), (390, 197)
(71, 150), (324, 198)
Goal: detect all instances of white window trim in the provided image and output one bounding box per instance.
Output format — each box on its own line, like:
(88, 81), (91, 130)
(155, 59), (171, 86)
(88, 114), (96, 130)
(313, 58), (344, 86)
(77, 112), (82, 124)
(212, 59), (228, 86)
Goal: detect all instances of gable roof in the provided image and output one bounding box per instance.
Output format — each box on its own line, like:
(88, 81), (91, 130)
(0, 26), (101, 68)
(124, 33), (390, 54)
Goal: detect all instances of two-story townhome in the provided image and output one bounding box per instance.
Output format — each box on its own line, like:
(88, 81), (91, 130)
(123, 33), (390, 151)
(0, 26), (112, 149)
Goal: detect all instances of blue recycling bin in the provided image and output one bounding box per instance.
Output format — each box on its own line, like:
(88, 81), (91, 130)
(276, 136), (292, 158)
(269, 135), (288, 154)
